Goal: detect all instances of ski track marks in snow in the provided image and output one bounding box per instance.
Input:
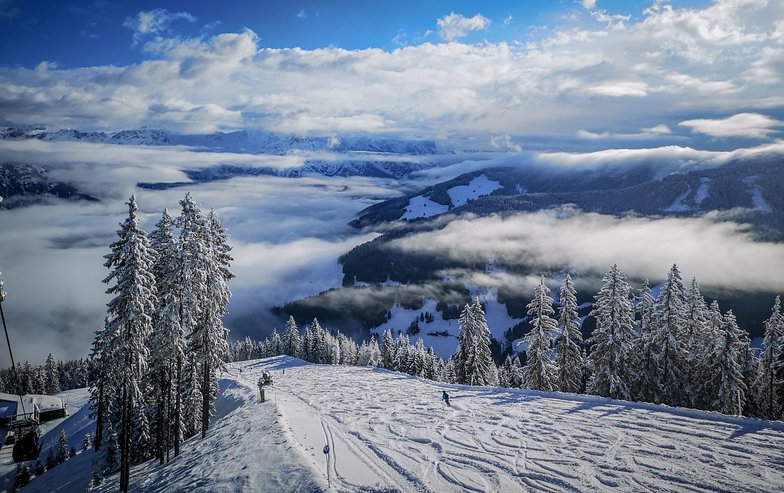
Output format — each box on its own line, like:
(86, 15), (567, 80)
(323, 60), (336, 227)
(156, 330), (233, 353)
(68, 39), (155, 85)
(238, 358), (784, 493)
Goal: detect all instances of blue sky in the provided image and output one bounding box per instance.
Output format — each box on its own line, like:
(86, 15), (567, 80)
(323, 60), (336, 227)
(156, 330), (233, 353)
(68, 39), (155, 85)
(2, 0), (710, 67)
(0, 0), (782, 150)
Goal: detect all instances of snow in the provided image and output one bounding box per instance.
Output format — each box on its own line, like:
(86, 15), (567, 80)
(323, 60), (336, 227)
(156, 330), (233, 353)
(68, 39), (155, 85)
(13, 358), (784, 492)
(370, 293), (520, 360)
(400, 195), (449, 220)
(742, 176), (772, 214)
(0, 388), (91, 492)
(663, 187), (692, 212)
(694, 177), (711, 205)
(446, 175), (502, 208)
(401, 174), (501, 220)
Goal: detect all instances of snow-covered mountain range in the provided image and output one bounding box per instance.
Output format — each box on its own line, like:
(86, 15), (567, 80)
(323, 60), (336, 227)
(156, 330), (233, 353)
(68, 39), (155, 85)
(11, 356), (784, 492)
(0, 126), (439, 156)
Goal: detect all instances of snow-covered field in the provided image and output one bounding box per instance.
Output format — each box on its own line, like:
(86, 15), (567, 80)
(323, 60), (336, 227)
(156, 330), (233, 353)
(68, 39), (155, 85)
(15, 357), (784, 492)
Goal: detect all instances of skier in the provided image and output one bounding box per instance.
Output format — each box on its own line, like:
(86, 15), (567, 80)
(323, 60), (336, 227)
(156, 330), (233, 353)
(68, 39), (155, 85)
(442, 390), (451, 407)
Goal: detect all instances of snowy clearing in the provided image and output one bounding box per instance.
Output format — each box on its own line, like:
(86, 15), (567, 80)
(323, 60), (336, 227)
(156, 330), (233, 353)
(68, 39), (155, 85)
(446, 175), (502, 208)
(15, 357), (784, 492)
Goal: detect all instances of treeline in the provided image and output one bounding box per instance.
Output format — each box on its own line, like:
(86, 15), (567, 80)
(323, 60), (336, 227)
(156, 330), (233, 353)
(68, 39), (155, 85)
(89, 194), (233, 492)
(0, 353), (89, 395)
(234, 264), (784, 422)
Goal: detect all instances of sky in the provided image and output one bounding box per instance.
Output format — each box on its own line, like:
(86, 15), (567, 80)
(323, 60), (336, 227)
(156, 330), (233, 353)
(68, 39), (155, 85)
(1, 0), (782, 147)
(1, 0), (784, 364)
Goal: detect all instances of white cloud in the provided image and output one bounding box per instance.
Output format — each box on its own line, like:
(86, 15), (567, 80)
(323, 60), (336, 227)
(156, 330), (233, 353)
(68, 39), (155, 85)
(679, 113), (783, 139)
(296, 9), (306, 19)
(388, 210), (784, 292)
(437, 12), (491, 41)
(577, 124), (672, 140)
(1, 1), (783, 141)
(581, 0), (598, 10)
(124, 8), (196, 46)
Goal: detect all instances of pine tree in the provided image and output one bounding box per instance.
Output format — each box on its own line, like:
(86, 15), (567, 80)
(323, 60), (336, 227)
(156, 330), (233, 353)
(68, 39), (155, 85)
(101, 195), (157, 492)
(522, 278), (557, 391)
(633, 280), (657, 403)
(381, 329), (395, 369)
(148, 209), (186, 463)
(283, 316), (301, 357)
(555, 274), (584, 393)
(649, 264), (689, 407)
(178, 197), (234, 441)
(44, 353), (61, 395)
(587, 265), (636, 400)
(707, 310), (748, 415)
(454, 299), (498, 386)
(57, 430), (69, 464)
(683, 277), (708, 406)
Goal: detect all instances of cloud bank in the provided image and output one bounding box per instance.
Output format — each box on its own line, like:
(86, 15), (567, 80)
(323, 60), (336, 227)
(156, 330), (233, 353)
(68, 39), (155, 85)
(388, 210), (784, 292)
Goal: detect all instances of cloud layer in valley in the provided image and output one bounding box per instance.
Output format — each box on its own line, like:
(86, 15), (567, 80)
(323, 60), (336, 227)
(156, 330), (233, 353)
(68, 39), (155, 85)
(388, 209), (784, 293)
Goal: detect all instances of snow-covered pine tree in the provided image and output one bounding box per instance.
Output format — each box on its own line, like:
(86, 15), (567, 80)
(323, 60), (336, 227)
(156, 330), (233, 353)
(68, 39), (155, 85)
(522, 278), (557, 391)
(194, 209), (234, 438)
(57, 430), (69, 464)
(148, 209), (186, 462)
(454, 298), (498, 386)
(587, 265), (636, 400)
(393, 333), (410, 373)
(648, 264), (689, 407)
(682, 277), (709, 406)
(381, 329), (395, 369)
(754, 296), (783, 420)
(412, 338), (427, 377)
(270, 329), (282, 356)
(178, 197), (234, 440)
(632, 280), (657, 403)
(44, 353), (60, 395)
(283, 316), (301, 357)
(707, 310), (748, 415)
(177, 194), (209, 440)
(555, 274), (584, 393)
(102, 195), (157, 492)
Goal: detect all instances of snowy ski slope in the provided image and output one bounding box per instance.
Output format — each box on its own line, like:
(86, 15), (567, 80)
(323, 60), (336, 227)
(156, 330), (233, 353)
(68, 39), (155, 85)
(236, 357), (784, 493)
(18, 356), (784, 492)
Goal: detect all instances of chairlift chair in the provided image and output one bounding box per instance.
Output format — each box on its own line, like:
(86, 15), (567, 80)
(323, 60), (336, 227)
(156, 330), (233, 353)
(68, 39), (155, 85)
(9, 416), (41, 462)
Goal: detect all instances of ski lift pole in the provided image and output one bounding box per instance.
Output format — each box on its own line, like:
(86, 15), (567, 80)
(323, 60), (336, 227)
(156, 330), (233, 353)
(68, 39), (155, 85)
(0, 273), (27, 417)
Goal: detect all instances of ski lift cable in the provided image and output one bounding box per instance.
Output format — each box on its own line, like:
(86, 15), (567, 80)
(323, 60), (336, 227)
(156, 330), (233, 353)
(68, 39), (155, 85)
(0, 273), (29, 417)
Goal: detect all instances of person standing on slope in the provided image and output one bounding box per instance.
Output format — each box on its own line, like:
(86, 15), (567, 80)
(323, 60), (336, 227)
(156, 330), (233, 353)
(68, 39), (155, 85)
(442, 390), (451, 407)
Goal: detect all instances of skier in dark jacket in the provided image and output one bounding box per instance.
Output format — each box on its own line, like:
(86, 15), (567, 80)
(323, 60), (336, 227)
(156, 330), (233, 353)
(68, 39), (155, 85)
(442, 391), (450, 406)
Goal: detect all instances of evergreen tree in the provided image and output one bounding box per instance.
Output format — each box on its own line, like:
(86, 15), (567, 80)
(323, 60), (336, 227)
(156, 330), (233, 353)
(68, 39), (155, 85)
(683, 277), (708, 406)
(44, 353), (61, 395)
(555, 274), (584, 393)
(283, 316), (301, 357)
(454, 299), (498, 386)
(649, 264), (689, 407)
(101, 195), (157, 492)
(707, 310), (748, 415)
(148, 208), (186, 462)
(178, 197), (234, 441)
(587, 265), (636, 400)
(633, 280), (657, 403)
(381, 329), (395, 369)
(522, 278), (557, 391)
(57, 430), (70, 464)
